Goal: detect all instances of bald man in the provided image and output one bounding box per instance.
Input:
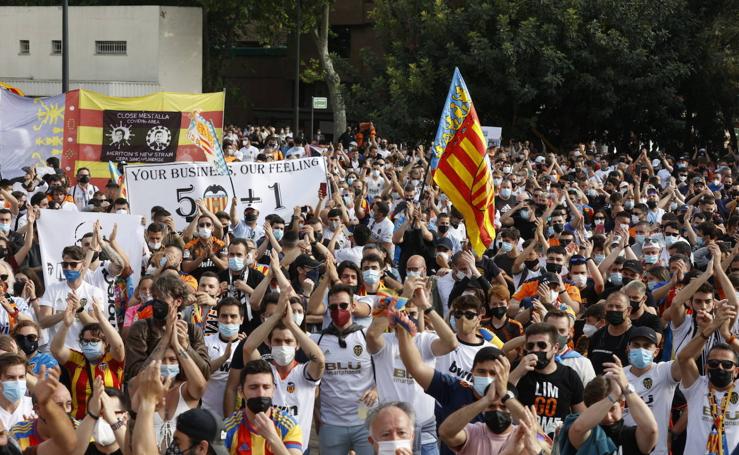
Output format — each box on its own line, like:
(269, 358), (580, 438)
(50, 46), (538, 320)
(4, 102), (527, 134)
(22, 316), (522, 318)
(367, 402), (415, 455)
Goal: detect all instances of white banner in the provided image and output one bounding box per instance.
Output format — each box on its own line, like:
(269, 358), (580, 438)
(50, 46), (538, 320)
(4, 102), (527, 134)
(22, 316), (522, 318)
(481, 126), (502, 147)
(37, 210), (145, 325)
(124, 158), (328, 229)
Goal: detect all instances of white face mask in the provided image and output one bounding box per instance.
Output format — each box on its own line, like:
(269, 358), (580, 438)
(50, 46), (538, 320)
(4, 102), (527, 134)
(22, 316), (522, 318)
(582, 324), (598, 338)
(147, 240), (162, 250)
(549, 289), (559, 302)
(292, 312), (304, 327)
(377, 440), (413, 455)
(93, 418), (117, 446)
(198, 227), (212, 239)
(271, 345), (296, 366)
(571, 274), (587, 288)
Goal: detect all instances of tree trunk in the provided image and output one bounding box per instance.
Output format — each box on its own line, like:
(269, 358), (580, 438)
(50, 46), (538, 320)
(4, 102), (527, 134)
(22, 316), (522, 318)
(313, 3), (346, 142)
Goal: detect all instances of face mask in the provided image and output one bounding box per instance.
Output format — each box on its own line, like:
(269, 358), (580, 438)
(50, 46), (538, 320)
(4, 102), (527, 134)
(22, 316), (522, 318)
(606, 310), (625, 325)
(556, 334), (569, 351)
(271, 345), (296, 366)
(371, 170), (380, 178)
(502, 165), (512, 174)
(363, 269), (381, 285)
(246, 396), (272, 414)
(593, 254), (605, 264)
(609, 272), (622, 285)
(93, 418), (117, 446)
(347, 177), (356, 185)
(198, 227), (212, 239)
(499, 242), (513, 253)
(500, 188), (512, 198)
(490, 307), (507, 319)
(635, 233), (645, 243)
(625, 201), (635, 210)
(628, 347), (654, 369)
(493, 178), (502, 187)
(644, 254), (658, 264)
(620, 223), (630, 232)
(546, 263), (562, 274)
(146, 264), (158, 275)
(582, 323), (598, 338)
(594, 219), (605, 226)
(150, 301), (171, 323)
(273, 229), (284, 241)
(330, 307), (351, 327)
(377, 440), (412, 455)
(1, 380), (26, 402)
(532, 351), (550, 370)
(678, 174), (687, 181)
(472, 375), (493, 396)
(160, 363), (180, 378)
(552, 223), (564, 233)
(292, 312), (304, 326)
(437, 225), (449, 234)
(549, 289), (560, 302)
(81, 341), (104, 361)
(519, 209), (529, 219)
(453, 270), (467, 281)
(622, 277), (633, 285)
(406, 271), (422, 280)
(329, 221), (341, 231)
(484, 410), (512, 434)
(15, 335), (38, 356)
(707, 368), (734, 388)
(0, 224), (10, 234)
(219, 323), (239, 338)
(524, 259), (540, 270)
(571, 274), (587, 288)
(647, 200), (657, 210)
(664, 235), (678, 246)
(63, 269), (81, 282)
(147, 240), (162, 250)
(78, 175), (90, 184)
(244, 214), (257, 223)
(669, 202), (679, 211)
(228, 257), (245, 272)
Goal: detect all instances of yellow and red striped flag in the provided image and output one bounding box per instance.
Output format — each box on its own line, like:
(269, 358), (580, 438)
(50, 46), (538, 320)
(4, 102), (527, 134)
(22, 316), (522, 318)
(431, 68), (495, 256)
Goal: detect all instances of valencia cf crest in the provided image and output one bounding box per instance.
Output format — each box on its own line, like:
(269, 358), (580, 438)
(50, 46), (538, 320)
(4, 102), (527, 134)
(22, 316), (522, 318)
(731, 392), (738, 405)
(353, 344), (363, 357)
(643, 378), (653, 390)
(287, 382), (296, 394)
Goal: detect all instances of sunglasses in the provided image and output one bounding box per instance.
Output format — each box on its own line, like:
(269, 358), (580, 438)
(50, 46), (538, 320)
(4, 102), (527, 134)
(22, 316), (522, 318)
(15, 334), (38, 342)
(0, 275), (7, 282)
(707, 359), (736, 370)
(594, 217), (605, 220)
(61, 261), (82, 268)
(453, 310), (478, 320)
(328, 302), (350, 311)
(525, 341), (550, 351)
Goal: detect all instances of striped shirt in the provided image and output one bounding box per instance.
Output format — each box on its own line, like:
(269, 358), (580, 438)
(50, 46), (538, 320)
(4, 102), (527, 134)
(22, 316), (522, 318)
(63, 351), (124, 420)
(223, 408), (302, 454)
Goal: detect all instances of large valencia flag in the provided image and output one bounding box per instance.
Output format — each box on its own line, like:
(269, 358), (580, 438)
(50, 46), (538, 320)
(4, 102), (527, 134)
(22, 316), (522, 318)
(431, 68), (495, 256)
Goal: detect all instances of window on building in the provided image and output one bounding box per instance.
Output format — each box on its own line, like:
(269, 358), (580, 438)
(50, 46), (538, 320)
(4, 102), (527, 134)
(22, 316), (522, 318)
(51, 40), (62, 55)
(95, 40), (127, 55)
(19, 40), (30, 55)
(329, 26), (351, 59)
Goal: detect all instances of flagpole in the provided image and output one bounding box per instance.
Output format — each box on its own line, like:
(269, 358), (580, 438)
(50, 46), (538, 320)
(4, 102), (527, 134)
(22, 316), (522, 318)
(418, 147), (433, 206)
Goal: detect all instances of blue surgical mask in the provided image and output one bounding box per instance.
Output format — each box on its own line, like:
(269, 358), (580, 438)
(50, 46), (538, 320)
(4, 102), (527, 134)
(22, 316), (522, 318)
(228, 257), (244, 272)
(635, 234), (645, 244)
(160, 363), (180, 378)
(363, 269), (381, 285)
(644, 254), (658, 264)
(500, 188), (512, 198)
(1, 379), (27, 402)
(63, 269), (81, 282)
(218, 323), (239, 338)
(0, 224), (10, 234)
(81, 341), (104, 361)
(628, 347), (653, 369)
(500, 242), (513, 253)
(273, 229), (284, 241)
(609, 272), (622, 285)
(472, 375), (494, 396)
(593, 254), (605, 264)
(519, 209), (529, 220)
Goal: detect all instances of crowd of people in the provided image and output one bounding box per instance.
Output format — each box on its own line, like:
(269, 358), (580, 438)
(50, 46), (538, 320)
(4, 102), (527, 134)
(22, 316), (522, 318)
(0, 123), (735, 455)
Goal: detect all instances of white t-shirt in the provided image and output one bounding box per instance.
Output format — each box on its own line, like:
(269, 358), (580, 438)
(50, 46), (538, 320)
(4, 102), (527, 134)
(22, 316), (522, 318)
(0, 396), (33, 430)
(84, 262), (121, 330)
(624, 361), (678, 455)
(436, 336), (493, 385)
(201, 335), (237, 420)
(372, 332), (437, 441)
(334, 246), (363, 267)
(68, 184), (99, 210)
(310, 329), (374, 426)
(231, 222), (265, 242)
(435, 274), (455, 318)
(682, 376), (739, 455)
(270, 362), (319, 451)
(367, 217), (395, 257)
(366, 177), (384, 199)
(559, 352), (596, 387)
(39, 280), (106, 351)
(239, 145), (260, 162)
(323, 229), (349, 250)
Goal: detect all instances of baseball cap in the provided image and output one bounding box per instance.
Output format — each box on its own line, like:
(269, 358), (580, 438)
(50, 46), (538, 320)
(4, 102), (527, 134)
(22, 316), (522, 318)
(628, 326), (658, 345)
(176, 409), (228, 455)
(622, 260), (643, 274)
(294, 254), (320, 269)
(539, 272), (560, 285)
(435, 237), (453, 251)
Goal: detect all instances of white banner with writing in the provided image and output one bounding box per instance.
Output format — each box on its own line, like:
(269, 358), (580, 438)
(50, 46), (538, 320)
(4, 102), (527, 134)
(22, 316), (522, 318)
(37, 210), (145, 328)
(124, 157), (328, 229)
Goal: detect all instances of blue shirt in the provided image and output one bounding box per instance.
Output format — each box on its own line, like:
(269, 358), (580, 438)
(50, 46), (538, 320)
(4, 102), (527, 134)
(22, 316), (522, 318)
(425, 369), (482, 427)
(28, 352), (58, 375)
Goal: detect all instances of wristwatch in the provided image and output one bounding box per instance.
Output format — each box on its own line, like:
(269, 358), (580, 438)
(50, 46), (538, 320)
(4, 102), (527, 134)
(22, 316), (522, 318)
(623, 383), (635, 396)
(111, 419), (126, 431)
(501, 390), (515, 404)
(423, 308), (434, 315)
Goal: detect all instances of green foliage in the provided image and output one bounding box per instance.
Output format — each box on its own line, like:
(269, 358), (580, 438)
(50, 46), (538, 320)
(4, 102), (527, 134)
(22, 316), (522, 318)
(352, 0), (739, 149)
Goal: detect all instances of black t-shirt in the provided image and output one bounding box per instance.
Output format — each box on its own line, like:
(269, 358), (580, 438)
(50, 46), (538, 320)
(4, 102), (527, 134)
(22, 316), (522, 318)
(218, 268), (266, 333)
(513, 214), (536, 240)
(578, 280), (600, 307)
(516, 363), (584, 436)
(587, 326), (633, 375)
(604, 423), (646, 455)
(85, 444), (123, 455)
(632, 311), (663, 333)
(397, 228), (435, 279)
(494, 195), (516, 215)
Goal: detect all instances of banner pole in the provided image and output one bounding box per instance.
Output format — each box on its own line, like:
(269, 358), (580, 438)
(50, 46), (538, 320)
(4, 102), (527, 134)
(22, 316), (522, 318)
(418, 147), (433, 204)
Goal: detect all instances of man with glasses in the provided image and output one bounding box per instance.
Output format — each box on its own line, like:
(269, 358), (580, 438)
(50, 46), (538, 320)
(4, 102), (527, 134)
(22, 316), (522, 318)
(310, 284), (375, 455)
(509, 322), (585, 436)
(38, 246), (106, 352)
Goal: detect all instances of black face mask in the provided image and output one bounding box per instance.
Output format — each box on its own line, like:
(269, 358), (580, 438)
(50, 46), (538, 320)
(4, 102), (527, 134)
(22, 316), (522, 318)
(629, 299), (641, 311)
(647, 200), (657, 210)
(707, 368), (734, 388)
(78, 175), (90, 184)
(529, 351), (550, 370)
(601, 418), (624, 440)
(246, 396), (272, 414)
(314, 232), (323, 242)
(490, 307), (507, 319)
(437, 225), (449, 234)
(244, 214), (257, 223)
(12, 281), (24, 297)
(524, 259), (540, 270)
(546, 263), (562, 274)
(484, 410), (512, 434)
(14, 335), (38, 356)
(605, 310), (625, 326)
(152, 299), (169, 320)
(552, 223), (565, 233)
(622, 277), (633, 285)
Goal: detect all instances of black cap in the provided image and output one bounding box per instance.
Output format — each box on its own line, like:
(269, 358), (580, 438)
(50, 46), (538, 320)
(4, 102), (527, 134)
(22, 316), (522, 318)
(294, 254), (320, 269)
(539, 272), (560, 285)
(176, 409), (228, 455)
(435, 237), (453, 251)
(622, 260), (643, 274)
(629, 326), (658, 345)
